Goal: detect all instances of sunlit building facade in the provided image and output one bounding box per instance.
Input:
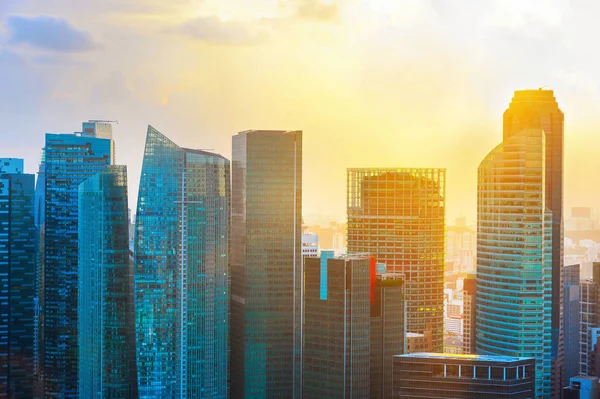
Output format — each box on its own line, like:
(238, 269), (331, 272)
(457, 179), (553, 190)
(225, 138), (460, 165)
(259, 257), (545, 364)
(134, 126), (229, 398)
(477, 127), (552, 397)
(347, 168), (445, 351)
(0, 159), (36, 398)
(78, 165), (137, 398)
(43, 125), (113, 398)
(477, 90), (565, 398)
(230, 130), (302, 398)
(303, 255), (371, 399)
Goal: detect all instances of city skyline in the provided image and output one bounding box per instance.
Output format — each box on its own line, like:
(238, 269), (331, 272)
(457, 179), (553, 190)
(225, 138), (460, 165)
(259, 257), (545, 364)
(4, 1), (600, 225)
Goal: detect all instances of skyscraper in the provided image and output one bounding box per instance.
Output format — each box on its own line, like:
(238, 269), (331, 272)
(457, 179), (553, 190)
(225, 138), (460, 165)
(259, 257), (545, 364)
(370, 271), (405, 399)
(303, 255), (371, 399)
(78, 165), (137, 398)
(462, 274), (476, 355)
(43, 123), (114, 398)
(347, 168), (445, 351)
(579, 263), (600, 377)
(0, 158), (36, 398)
(477, 89), (564, 397)
(134, 126), (229, 398)
(564, 264), (580, 385)
(230, 130), (302, 398)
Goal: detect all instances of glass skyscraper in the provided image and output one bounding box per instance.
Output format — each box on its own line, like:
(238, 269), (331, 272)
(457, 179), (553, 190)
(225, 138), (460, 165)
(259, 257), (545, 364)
(43, 123), (114, 398)
(347, 168), (445, 351)
(230, 130), (302, 399)
(477, 90), (564, 398)
(134, 126), (229, 398)
(0, 158), (36, 398)
(78, 165), (137, 398)
(303, 255), (371, 399)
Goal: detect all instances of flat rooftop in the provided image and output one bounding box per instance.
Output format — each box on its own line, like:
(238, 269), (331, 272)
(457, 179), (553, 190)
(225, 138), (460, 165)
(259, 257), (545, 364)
(395, 353), (533, 363)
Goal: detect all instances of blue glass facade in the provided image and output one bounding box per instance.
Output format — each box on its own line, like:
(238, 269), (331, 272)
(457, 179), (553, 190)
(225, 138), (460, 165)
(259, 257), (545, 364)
(0, 159), (36, 399)
(78, 165), (138, 398)
(477, 128), (551, 398)
(43, 130), (113, 398)
(230, 130), (302, 399)
(134, 126), (229, 398)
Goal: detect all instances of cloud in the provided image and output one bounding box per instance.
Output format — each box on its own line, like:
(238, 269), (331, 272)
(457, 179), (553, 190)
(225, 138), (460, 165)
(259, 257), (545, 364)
(295, 0), (339, 21)
(178, 16), (269, 45)
(7, 15), (99, 52)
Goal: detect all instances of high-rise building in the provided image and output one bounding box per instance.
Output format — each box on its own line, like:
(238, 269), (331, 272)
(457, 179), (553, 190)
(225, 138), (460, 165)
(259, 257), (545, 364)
(78, 165), (137, 398)
(565, 264), (581, 385)
(462, 275), (476, 355)
(230, 130), (302, 398)
(370, 272), (405, 399)
(43, 122), (114, 397)
(134, 126), (229, 398)
(347, 168), (445, 351)
(477, 89), (564, 397)
(580, 263), (600, 376)
(303, 255), (370, 398)
(392, 353), (536, 399)
(503, 89), (565, 396)
(0, 158), (36, 398)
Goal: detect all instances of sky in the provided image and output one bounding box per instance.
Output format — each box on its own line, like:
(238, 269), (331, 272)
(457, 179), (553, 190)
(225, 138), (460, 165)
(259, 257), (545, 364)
(2, 0), (600, 226)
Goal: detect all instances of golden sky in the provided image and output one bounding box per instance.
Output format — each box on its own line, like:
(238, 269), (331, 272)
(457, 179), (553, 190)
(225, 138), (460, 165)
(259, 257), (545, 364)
(2, 0), (600, 225)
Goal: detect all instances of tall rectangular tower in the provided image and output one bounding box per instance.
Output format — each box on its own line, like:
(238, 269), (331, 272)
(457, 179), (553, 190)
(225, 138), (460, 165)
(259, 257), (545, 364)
(564, 264), (580, 386)
(78, 165), (137, 398)
(0, 158), (36, 398)
(134, 126), (230, 398)
(231, 130), (302, 398)
(303, 255), (370, 399)
(43, 124), (113, 398)
(347, 168), (445, 351)
(462, 274), (476, 354)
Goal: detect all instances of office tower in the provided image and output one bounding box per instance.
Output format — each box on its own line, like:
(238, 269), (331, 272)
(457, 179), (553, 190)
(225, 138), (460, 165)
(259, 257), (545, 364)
(303, 255), (370, 399)
(564, 376), (599, 399)
(477, 89), (564, 397)
(347, 168), (445, 351)
(503, 89), (565, 396)
(580, 263), (600, 376)
(231, 130), (302, 398)
(370, 272), (405, 399)
(78, 165), (137, 398)
(43, 122), (114, 398)
(0, 158), (36, 398)
(392, 353), (536, 399)
(565, 264), (581, 385)
(462, 275), (476, 354)
(134, 126), (229, 398)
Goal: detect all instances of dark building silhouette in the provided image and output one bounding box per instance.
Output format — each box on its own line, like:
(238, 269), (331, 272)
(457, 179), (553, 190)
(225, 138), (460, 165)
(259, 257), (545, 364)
(303, 255), (370, 398)
(371, 272), (405, 399)
(564, 264), (581, 385)
(393, 353), (535, 399)
(0, 159), (36, 398)
(462, 275), (476, 354)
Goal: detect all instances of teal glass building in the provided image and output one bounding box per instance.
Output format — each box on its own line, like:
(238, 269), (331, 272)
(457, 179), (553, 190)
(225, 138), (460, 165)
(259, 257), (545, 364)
(134, 126), (229, 398)
(230, 130), (302, 399)
(477, 127), (552, 397)
(78, 165), (137, 398)
(43, 124), (114, 398)
(0, 159), (36, 398)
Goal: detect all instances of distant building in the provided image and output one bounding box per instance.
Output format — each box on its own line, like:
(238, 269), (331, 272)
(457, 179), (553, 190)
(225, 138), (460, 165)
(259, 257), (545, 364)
(462, 275), (476, 354)
(567, 207), (596, 232)
(371, 272), (405, 399)
(393, 353), (535, 399)
(303, 255), (370, 398)
(406, 331), (433, 354)
(78, 166), (137, 398)
(302, 233), (318, 258)
(580, 263), (600, 376)
(564, 376), (599, 399)
(348, 168), (445, 351)
(0, 158), (36, 398)
(565, 264), (581, 385)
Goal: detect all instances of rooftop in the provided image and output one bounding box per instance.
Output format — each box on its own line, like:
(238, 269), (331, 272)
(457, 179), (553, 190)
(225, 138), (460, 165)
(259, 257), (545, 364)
(395, 353), (533, 363)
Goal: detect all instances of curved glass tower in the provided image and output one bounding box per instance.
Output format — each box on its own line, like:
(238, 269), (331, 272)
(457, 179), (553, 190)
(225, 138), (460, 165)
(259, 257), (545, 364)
(477, 128), (551, 397)
(134, 126), (229, 399)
